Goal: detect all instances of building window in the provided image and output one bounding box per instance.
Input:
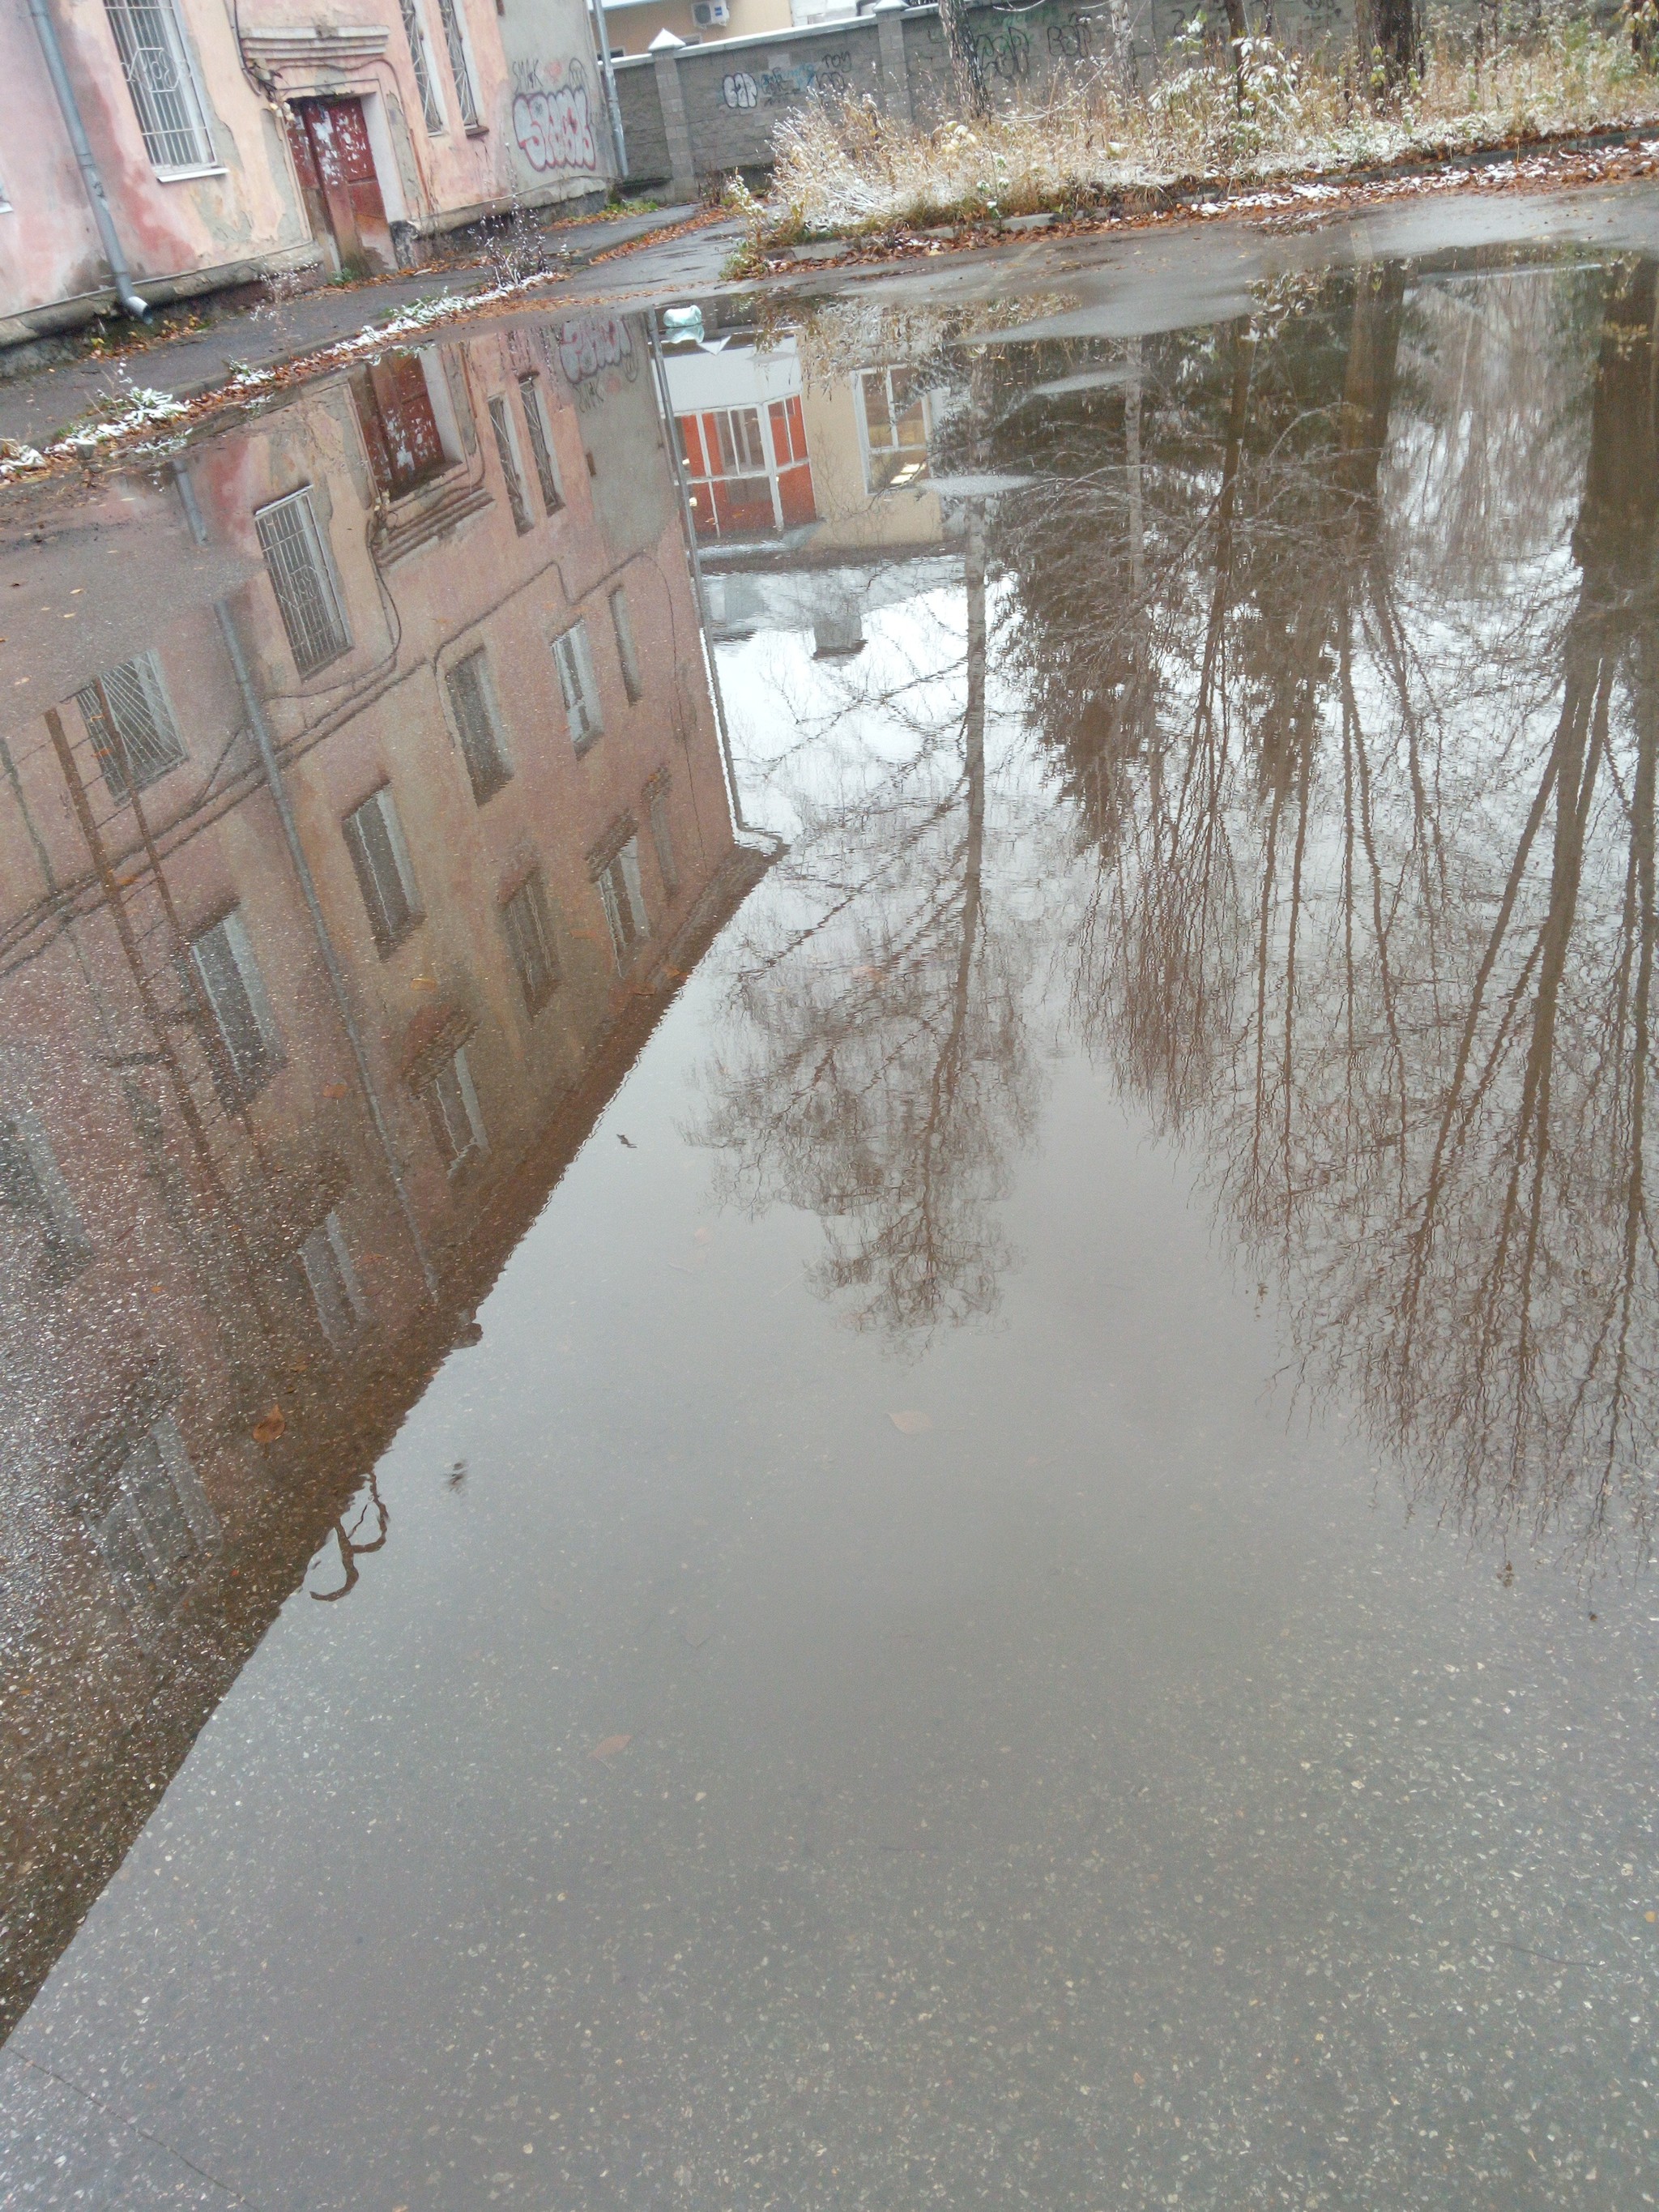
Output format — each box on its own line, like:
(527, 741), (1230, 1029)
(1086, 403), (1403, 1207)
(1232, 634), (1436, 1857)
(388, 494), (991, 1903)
(91, 1416), (217, 1618)
(352, 353), (453, 499)
(488, 396), (533, 533)
(594, 835), (647, 967)
(422, 1045), (487, 1174)
(255, 489), (351, 676)
(857, 366), (933, 493)
(501, 870), (559, 1015)
(75, 651), (186, 798)
(609, 586), (643, 702)
(675, 396), (817, 540)
(648, 778), (678, 899)
(300, 1210), (368, 1346)
(103, 0), (215, 173)
(446, 649), (511, 804)
(518, 375), (563, 514)
(552, 620), (602, 752)
(433, 0), (480, 128)
(343, 785), (422, 954)
(188, 908), (282, 1101)
(0, 1104), (92, 1282)
(398, 0), (446, 131)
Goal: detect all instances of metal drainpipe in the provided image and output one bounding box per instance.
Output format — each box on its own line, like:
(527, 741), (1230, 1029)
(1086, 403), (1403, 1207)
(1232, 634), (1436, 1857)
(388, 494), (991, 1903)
(27, 0), (150, 321)
(214, 596), (442, 1305)
(590, 0), (627, 182)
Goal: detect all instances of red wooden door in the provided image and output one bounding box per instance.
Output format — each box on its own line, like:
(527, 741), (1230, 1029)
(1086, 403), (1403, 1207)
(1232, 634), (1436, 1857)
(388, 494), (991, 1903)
(287, 99), (395, 275)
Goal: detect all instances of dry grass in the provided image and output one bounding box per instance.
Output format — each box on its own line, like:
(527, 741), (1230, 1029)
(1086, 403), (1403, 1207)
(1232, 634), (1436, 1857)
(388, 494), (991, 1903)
(738, 13), (1659, 249)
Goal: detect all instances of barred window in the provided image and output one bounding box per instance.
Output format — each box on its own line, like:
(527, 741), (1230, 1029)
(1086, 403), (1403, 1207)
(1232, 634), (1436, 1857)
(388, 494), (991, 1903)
(255, 489), (351, 675)
(75, 651), (186, 798)
(103, 1), (215, 173)
(398, 0), (445, 132)
(343, 785), (421, 954)
(502, 871), (559, 1015)
(488, 396), (533, 534)
(446, 649), (512, 805)
(518, 375), (563, 514)
(433, 0), (480, 129)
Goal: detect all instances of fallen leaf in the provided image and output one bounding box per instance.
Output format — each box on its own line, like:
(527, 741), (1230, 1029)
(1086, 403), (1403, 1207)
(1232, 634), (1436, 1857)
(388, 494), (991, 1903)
(889, 1410), (932, 1435)
(252, 1407), (286, 1445)
(322, 1081), (349, 1100)
(411, 975), (438, 990)
(591, 1734), (632, 1760)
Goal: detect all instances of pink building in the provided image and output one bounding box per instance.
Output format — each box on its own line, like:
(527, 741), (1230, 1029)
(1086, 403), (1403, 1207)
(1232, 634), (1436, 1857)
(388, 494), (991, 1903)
(1, 0), (613, 352)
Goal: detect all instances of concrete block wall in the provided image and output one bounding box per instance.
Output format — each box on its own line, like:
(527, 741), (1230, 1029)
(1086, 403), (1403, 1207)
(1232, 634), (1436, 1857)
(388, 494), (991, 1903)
(614, 0), (1495, 194)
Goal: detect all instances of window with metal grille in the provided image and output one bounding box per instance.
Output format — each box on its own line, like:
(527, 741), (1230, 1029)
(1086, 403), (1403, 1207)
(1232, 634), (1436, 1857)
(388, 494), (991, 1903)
(91, 1416), (217, 1617)
(502, 871), (559, 1014)
(422, 1045), (487, 1173)
(552, 621), (602, 752)
(488, 396), (533, 533)
(188, 908), (281, 1101)
(343, 785), (421, 953)
(75, 651), (186, 798)
(518, 375), (563, 514)
(300, 1210), (369, 1346)
(103, 0), (215, 171)
(649, 780), (678, 899)
(255, 489), (351, 675)
(446, 649), (511, 804)
(595, 837), (647, 967)
(433, 0), (480, 130)
(609, 586), (642, 702)
(398, 0), (445, 131)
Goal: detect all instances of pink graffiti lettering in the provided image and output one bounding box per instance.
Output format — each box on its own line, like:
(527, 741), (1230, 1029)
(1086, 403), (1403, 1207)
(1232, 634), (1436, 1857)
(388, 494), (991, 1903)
(557, 313), (633, 385)
(513, 73), (598, 174)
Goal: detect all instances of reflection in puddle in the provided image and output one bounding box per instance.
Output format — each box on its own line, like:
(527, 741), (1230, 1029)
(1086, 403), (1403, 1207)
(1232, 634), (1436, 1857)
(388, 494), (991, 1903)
(2, 245), (1658, 2207)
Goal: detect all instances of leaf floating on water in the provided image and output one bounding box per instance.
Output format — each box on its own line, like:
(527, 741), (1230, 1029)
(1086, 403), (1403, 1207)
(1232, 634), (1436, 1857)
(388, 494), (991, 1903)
(322, 1082), (349, 1100)
(252, 1407), (286, 1445)
(889, 1410), (932, 1435)
(411, 975), (438, 991)
(591, 1733), (633, 1760)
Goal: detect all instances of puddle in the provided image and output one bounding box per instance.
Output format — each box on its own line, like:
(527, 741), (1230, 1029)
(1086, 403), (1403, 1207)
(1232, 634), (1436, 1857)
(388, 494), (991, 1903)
(2, 246), (1657, 2206)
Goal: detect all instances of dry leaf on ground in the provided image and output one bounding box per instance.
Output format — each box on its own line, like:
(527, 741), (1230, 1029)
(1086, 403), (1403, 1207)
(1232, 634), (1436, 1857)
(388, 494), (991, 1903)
(889, 1410), (932, 1435)
(591, 1733), (633, 1760)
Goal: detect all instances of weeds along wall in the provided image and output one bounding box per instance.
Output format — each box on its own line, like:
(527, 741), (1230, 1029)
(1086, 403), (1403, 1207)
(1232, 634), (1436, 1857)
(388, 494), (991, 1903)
(612, 0), (1494, 193)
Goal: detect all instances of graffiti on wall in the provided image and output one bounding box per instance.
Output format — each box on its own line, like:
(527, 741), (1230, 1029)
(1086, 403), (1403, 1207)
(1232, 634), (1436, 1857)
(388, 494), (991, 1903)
(552, 312), (638, 410)
(511, 57), (599, 175)
(721, 49), (852, 109)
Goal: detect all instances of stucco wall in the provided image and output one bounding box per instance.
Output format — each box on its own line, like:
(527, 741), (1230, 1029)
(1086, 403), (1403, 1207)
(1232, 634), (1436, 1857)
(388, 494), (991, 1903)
(497, 0), (616, 200)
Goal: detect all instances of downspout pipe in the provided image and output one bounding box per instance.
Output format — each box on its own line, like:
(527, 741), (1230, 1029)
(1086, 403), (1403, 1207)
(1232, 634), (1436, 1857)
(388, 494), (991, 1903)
(28, 0), (150, 320)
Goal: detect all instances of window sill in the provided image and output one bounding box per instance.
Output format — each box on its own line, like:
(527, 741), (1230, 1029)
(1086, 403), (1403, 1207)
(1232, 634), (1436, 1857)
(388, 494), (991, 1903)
(377, 920), (424, 961)
(571, 728), (605, 758)
(155, 164), (228, 184)
(464, 123), (489, 139)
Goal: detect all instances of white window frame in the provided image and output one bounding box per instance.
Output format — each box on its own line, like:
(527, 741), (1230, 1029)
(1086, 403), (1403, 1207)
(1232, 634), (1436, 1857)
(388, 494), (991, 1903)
(552, 620), (603, 752)
(609, 586), (643, 703)
(445, 647), (513, 805)
(855, 366), (936, 495)
(102, 0), (217, 177)
(343, 784), (422, 954)
(300, 1209), (369, 1346)
(423, 1045), (488, 1176)
(255, 488), (352, 677)
(595, 836), (647, 967)
(189, 907), (282, 1099)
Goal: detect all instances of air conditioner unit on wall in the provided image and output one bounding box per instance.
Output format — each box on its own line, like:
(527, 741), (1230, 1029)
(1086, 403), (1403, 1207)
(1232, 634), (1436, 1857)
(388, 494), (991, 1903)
(693, 2), (731, 25)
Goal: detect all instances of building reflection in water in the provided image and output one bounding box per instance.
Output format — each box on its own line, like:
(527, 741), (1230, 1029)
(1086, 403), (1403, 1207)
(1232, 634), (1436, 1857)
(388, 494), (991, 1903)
(0, 306), (767, 2038)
